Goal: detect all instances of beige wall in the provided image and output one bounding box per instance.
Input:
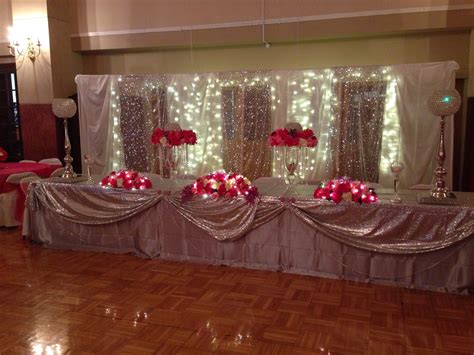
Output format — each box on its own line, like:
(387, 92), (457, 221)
(11, 0), (53, 104)
(70, 0), (474, 52)
(0, 0), (12, 57)
(72, 0), (474, 34)
(47, 0), (83, 98)
(0, 0), (472, 97)
(82, 30), (471, 77)
(2, 0), (83, 102)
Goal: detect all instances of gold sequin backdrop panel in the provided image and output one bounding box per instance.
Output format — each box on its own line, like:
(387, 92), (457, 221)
(222, 85), (272, 180)
(330, 67), (388, 182)
(118, 75), (167, 172)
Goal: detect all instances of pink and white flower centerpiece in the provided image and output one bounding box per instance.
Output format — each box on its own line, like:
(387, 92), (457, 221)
(268, 123), (318, 185)
(314, 177), (378, 204)
(182, 171), (259, 203)
(100, 170), (152, 190)
(151, 124), (198, 177)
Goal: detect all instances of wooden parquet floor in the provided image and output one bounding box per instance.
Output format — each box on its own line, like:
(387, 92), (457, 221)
(0, 228), (473, 354)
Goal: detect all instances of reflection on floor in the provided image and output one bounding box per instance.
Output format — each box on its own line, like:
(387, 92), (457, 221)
(0, 227), (473, 354)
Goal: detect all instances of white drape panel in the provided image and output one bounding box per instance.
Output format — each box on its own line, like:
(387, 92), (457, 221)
(76, 75), (114, 176)
(75, 61), (457, 186)
(391, 61), (458, 189)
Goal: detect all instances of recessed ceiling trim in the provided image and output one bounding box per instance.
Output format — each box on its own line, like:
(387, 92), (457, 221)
(71, 4), (474, 38)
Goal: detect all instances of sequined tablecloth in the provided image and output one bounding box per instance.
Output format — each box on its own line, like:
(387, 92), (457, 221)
(26, 180), (474, 293)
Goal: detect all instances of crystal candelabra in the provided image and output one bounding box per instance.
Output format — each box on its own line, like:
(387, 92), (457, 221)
(390, 161), (404, 203)
(427, 89), (461, 200)
(52, 99), (77, 179)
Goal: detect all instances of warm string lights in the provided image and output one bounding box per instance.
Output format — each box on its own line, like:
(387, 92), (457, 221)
(329, 66), (398, 182)
(379, 76), (401, 184)
(111, 78), (124, 171)
(109, 68), (400, 182)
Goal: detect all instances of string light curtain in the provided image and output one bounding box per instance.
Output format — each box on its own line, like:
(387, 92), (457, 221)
(76, 61), (458, 188)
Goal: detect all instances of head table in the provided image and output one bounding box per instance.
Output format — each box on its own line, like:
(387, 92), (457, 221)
(24, 178), (474, 294)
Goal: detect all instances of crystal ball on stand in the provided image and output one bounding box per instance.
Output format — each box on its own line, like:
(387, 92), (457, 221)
(428, 89), (461, 117)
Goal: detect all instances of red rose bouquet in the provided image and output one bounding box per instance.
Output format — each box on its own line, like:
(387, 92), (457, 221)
(0, 147), (8, 162)
(182, 171), (259, 203)
(268, 128), (318, 147)
(151, 128), (197, 147)
(314, 177), (378, 204)
(100, 170), (152, 190)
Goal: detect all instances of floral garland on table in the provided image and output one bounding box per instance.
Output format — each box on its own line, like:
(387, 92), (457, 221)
(0, 147), (7, 161)
(268, 128), (318, 147)
(151, 128), (198, 147)
(100, 170), (152, 190)
(314, 177), (378, 204)
(182, 171), (259, 203)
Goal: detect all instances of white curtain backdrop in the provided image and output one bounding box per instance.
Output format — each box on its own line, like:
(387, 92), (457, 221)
(75, 61), (458, 188)
(76, 75), (114, 175)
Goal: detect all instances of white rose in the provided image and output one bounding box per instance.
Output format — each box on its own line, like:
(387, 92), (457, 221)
(159, 137), (168, 146)
(225, 178), (235, 190)
(299, 138), (307, 147)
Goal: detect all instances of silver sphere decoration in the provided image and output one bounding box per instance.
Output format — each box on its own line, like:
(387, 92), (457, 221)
(52, 98), (77, 119)
(428, 89), (461, 117)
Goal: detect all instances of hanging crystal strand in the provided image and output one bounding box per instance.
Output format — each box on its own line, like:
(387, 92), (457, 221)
(278, 147), (283, 179)
(298, 147), (303, 183)
(302, 148), (305, 183)
(158, 145), (163, 176)
(184, 145), (189, 174)
(305, 147), (309, 183)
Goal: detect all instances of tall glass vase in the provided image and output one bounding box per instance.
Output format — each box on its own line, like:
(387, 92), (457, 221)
(165, 146), (181, 177)
(284, 146), (300, 185)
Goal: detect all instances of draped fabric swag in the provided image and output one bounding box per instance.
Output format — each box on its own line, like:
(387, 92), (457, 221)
(76, 61), (458, 188)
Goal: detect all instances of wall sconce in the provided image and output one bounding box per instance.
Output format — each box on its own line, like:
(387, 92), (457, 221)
(7, 26), (41, 62)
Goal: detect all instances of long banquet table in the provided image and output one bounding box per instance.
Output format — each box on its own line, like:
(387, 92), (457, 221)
(25, 179), (474, 294)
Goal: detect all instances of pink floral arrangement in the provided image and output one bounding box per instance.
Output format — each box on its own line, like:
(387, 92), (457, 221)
(100, 170), (152, 190)
(314, 177), (378, 204)
(0, 147), (7, 162)
(182, 171), (259, 203)
(268, 128), (318, 147)
(151, 128), (197, 147)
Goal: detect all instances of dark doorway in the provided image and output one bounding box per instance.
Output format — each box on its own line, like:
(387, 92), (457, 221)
(0, 63), (22, 161)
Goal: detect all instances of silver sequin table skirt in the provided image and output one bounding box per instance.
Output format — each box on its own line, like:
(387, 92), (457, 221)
(25, 181), (474, 294)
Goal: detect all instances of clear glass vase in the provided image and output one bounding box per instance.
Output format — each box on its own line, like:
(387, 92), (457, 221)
(390, 161), (404, 203)
(166, 146), (181, 177)
(284, 147), (300, 185)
